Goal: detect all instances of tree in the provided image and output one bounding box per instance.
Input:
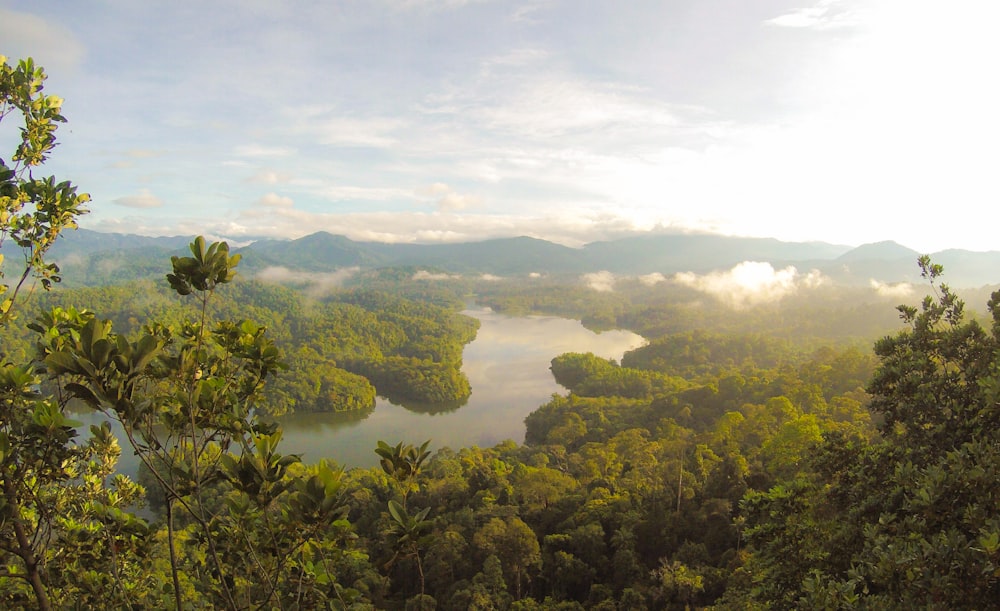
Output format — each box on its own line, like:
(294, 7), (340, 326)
(41, 238), (364, 609)
(377, 439), (432, 508)
(729, 259), (1000, 608)
(385, 499), (434, 598)
(0, 56), (131, 611)
(0, 57), (90, 324)
(474, 517), (541, 600)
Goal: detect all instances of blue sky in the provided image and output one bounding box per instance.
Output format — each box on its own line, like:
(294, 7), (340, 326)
(3, 0), (999, 252)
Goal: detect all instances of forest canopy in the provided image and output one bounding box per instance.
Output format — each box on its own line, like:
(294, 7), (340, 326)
(2, 56), (999, 610)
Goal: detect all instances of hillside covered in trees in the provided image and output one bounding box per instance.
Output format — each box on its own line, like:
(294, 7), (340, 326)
(4, 280), (479, 416)
(3, 56), (1000, 610)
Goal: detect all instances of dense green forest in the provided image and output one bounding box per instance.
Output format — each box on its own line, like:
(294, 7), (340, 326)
(3, 56), (1000, 609)
(2, 280), (479, 415)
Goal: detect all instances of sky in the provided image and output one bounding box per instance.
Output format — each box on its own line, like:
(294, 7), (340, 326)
(2, 0), (1000, 252)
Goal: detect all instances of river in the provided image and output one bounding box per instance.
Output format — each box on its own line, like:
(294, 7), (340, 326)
(78, 307), (645, 472)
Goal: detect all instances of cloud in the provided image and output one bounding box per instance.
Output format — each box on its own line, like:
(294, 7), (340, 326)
(480, 273), (502, 281)
(388, 0), (494, 12)
(674, 261), (827, 308)
(315, 185), (413, 202)
(765, 0), (860, 29)
(255, 266), (359, 297)
(108, 149), (162, 169)
(83, 207), (676, 247)
(438, 192), (480, 211)
(582, 271), (615, 292)
(454, 75), (680, 141)
(256, 193), (294, 207)
(412, 270), (461, 280)
(246, 169), (292, 184)
(0, 9), (86, 72)
(510, 3), (550, 24)
(418, 183), (451, 196)
(870, 279), (913, 298)
(528, 272), (542, 278)
(113, 189), (163, 209)
(415, 183), (481, 211)
(234, 144), (296, 158)
(299, 114), (404, 148)
(638, 272), (666, 286)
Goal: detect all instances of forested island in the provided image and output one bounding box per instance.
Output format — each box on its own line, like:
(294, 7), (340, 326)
(3, 56), (1000, 610)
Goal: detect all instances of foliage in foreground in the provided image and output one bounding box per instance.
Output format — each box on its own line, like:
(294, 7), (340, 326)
(723, 257), (1000, 609)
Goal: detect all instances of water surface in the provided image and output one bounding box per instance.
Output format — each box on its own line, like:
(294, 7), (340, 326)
(77, 308), (645, 471)
(277, 307), (645, 467)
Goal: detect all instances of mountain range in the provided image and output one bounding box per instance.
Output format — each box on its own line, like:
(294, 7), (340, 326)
(10, 229), (1000, 288)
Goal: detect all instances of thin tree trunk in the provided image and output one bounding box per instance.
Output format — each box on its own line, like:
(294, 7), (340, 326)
(676, 452), (684, 513)
(416, 550), (425, 597)
(166, 497), (184, 611)
(4, 476), (52, 611)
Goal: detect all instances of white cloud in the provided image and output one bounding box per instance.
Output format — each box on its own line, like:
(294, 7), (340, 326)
(479, 47), (550, 72)
(388, 0), (493, 12)
(417, 183), (451, 197)
(510, 3), (550, 24)
(246, 169), (291, 184)
(255, 266), (359, 297)
(83, 207), (672, 247)
(480, 273), (502, 281)
(674, 262), (827, 308)
(234, 144), (296, 158)
(112, 189), (163, 209)
(582, 271), (615, 292)
(0, 9), (86, 72)
(438, 192), (480, 211)
(313, 116), (403, 148)
(413, 270), (461, 280)
(456, 75), (680, 141)
(256, 193), (294, 207)
(870, 279), (913, 298)
(638, 272), (666, 286)
(17, 0), (1000, 255)
(765, 0), (860, 29)
(415, 183), (481, 211)
(315, 185), (413, 202)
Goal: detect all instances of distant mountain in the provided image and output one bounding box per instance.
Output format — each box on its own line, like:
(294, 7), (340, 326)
(931, 250), (1000, 288)
(240, 233), (582, 275)
(0, 229), (194, 287)
(239, 232), (392, 270)
(241, 234), (1000, 287)
(237, 232), (856, 277)
(0, 229), (189, 261)
(9, 229), (1000, 287)
(580, 234), (852, 273)
(835, 240), (920, 263)
(53, 229), (192, 257)
(818, 241), (925, 285)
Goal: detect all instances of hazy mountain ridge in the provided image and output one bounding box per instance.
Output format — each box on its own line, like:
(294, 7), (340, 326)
(20, 229), (1000, 287)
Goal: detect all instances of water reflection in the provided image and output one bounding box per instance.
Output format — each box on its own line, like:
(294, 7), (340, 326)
(276, 307), (645, 468)
(275, 403), (376, 432)
(71, 308), (646, 473)
(390, 397), (468, 415)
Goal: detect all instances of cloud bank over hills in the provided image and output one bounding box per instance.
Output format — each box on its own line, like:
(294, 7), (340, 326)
(23, 229), (1000, 291)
